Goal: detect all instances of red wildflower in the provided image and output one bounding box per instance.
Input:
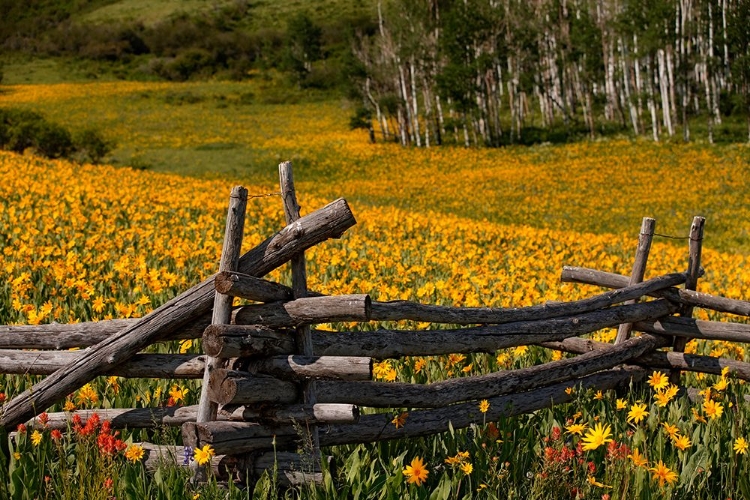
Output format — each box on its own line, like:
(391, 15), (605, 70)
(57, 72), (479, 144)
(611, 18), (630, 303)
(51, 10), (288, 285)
(38, 412), (49, 427)
(16, 424), (26, 434)
(0, 393), (6, 403)
(588, 461), (596, 474)
(104, 478), (114, 489)
(551, 426), (562, 441)
(51, 429), (63, 441)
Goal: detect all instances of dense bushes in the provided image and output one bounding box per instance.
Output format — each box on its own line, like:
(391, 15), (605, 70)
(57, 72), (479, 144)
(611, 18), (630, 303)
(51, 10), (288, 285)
(0, 108), (113, 163)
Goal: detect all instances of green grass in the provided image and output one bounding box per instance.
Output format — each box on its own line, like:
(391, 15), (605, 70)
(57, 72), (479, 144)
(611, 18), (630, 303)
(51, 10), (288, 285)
(78, 0), (238, 27)
(76, 0), (372, 30)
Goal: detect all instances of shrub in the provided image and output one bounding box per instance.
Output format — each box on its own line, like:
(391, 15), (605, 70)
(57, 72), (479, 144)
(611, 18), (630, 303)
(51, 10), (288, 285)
(0, 107), (108, 161)
(73, 128), (114, 164)
(0, 108), (72, 158)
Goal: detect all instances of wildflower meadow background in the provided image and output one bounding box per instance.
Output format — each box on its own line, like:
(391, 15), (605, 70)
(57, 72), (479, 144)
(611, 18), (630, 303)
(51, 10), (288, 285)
(1, 79), (750, 499)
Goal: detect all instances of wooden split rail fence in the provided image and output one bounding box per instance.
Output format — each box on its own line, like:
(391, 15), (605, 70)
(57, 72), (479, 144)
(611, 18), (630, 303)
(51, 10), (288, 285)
(2, 164), (750, 486)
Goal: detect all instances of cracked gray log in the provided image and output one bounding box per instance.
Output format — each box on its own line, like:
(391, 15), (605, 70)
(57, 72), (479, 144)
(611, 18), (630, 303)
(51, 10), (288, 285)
(27, 403), (358, 430)
(235, 294), (372, 328)
(0, 272), (683, 350)
(0, 351), (204, 378)
(370, 272), (685, 324)
(208, 370), (298, 406)
(540, 336), (750, 381)
(312, 300), (675, 357)
(0, 198), (356, 430)
(561, 266), (750, 317)
(314, 334), (664, 407)
(317, 366), (647, 446)
(0, 319), (205, 349)
(214, 271), (293, 302)
(28, 406), (202, 430)
(635, 316), (750, 343)
(247, 355), (373, 381)
(182, 421), (297, 456)
(220, 403), (358, 424)
(202, 325), (296, 358)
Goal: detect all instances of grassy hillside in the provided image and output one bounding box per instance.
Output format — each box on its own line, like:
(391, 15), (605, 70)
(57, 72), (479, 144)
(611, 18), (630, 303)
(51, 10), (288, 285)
(77, 0), (371, 30)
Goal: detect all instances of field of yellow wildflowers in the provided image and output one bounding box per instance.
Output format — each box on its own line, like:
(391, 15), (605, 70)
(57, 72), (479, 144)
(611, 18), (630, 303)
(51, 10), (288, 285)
(1, 81), (750, 498)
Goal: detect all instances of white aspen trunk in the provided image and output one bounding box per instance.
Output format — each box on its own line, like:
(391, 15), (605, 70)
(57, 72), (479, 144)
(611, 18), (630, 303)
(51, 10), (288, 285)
(665, 47), (678, 127)
(708, 2), (722, 124)
(396, 107), (408, 146)
(633, 34), (645, 133)
(422, 85), (431, 148)
(604, 44), (616, 121)
(648, 55), (660, 141)
(721, 0), (729, 84)
(398, 64), (414, 145)
(435, 94), (445, 145)
(507, 59), (517, 142)
(462, 115), (470, 147)
(658, 49), (674, 136)
(699, 30), (714, 143)
(409, 58), (421, 147)
(618, 37), (639, 135)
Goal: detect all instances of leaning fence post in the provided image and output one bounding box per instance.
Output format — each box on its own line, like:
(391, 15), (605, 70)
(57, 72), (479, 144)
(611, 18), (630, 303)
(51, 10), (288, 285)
(614, 217), (655, 345)
(670, 215), (705, 384)
(194, 185), (247, 480)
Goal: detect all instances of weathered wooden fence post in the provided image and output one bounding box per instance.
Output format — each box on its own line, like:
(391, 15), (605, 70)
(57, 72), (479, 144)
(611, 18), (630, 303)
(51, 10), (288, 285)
(670, 215), (705, 383)
(615, 217), (655, 344)
(193, 186), (247, 481)
(278, 160), (321, 460)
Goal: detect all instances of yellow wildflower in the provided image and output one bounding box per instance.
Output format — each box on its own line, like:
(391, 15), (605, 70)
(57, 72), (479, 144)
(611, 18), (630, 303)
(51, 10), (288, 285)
(193, 445), (215, 466)
(628, 448), (648, 467)
(649, 460), (678, 487)
(703, 399), (724, 420)
(125, 444), (145, 463)
(627, 403), (649, 424)
(647, 371), (669, 391)
(391, 412), (408, 429)
(31, 430), (43, 446)
(580, 422), (613, 451)
(734, 437), (748, 455)
(403, 457), (429, 486)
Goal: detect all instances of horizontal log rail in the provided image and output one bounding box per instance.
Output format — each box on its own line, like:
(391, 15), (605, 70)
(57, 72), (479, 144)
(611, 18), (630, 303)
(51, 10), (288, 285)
(208, 370), (298, 406)
(540, 336), (750, 381)
(313, 334), (665, 407)
(235, 294), (372, 328)
(635, 316), (750, 343)
(246, 355), (373, 381)
(561, 266), (750, 317)
(312, 300), (675, 357)
(317, 366), (647, 446)
(220, 403), (359, 424)
(27, 403), (358, 430)
(203, 325), (296, 358)
(0, 351), (205, 378)
(215, 271), (294, 302)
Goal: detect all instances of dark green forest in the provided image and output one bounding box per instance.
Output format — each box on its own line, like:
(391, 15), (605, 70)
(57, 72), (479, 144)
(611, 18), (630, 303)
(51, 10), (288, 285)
(1, 0), (749, 146)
